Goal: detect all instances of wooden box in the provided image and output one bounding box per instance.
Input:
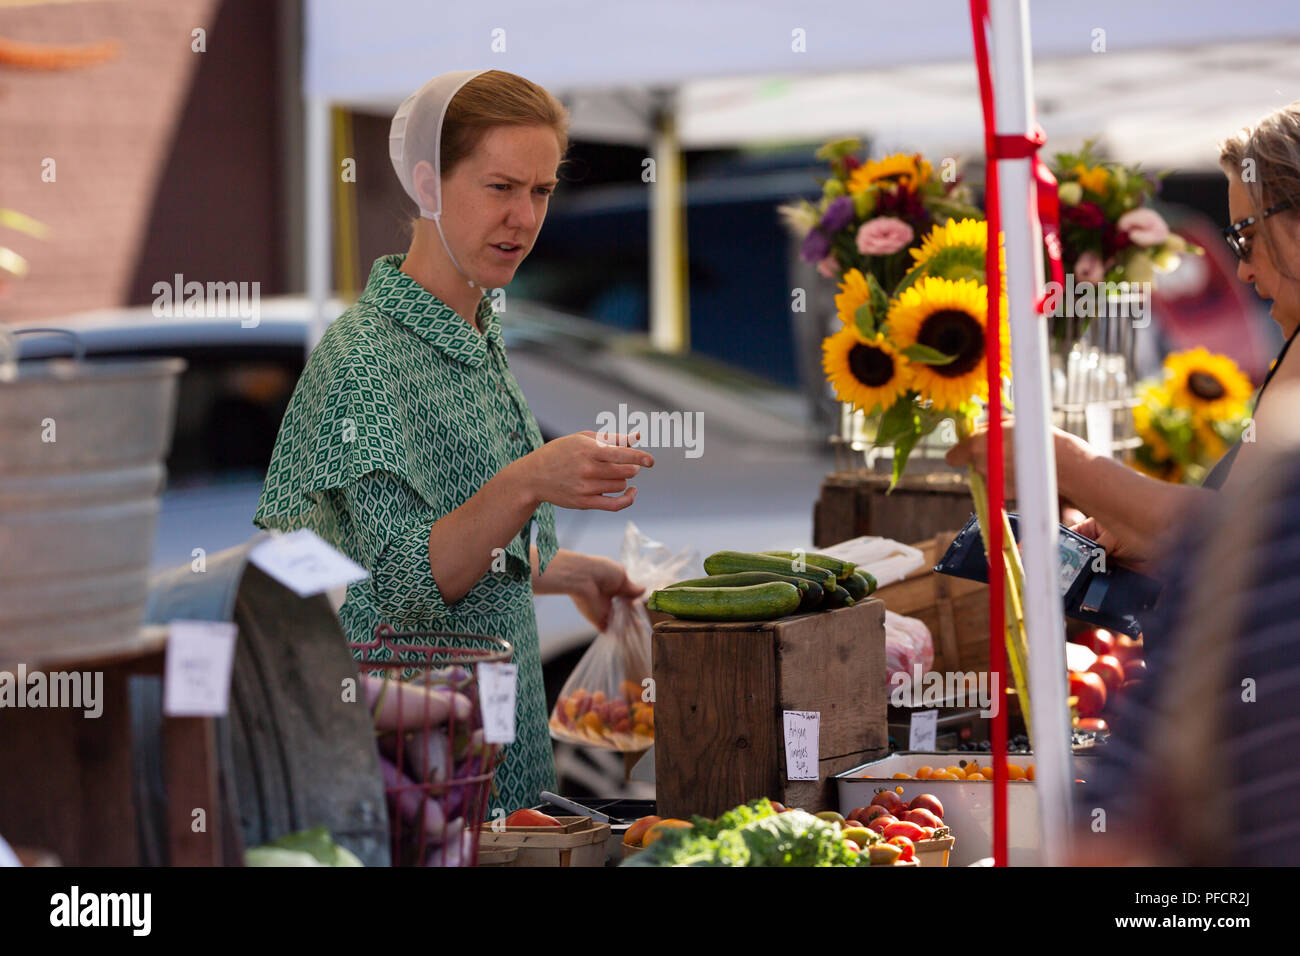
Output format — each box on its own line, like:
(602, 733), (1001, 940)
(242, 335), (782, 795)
(477, 816), (610, 867)
(814, 472), (977, 549)
(652, 599), (887, 820)
(872, 532), (991, 676)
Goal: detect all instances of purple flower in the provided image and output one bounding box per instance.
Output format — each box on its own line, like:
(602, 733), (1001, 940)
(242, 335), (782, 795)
(821, 195), (855, 233)
(801, 228), (830, 263)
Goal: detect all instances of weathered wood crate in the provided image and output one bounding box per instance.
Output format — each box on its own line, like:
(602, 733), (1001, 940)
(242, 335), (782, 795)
(652, 599), (887, 820)
(872, 532), (991, 676)
(814, 471), (977, 549)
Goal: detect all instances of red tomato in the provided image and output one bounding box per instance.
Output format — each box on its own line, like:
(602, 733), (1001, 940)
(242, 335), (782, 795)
(886, 836), (915, 862)
(869, 790), (906, 815)
(1088, 654), (1125, 694)
(1071, 627), (1115, 657)
(844, 840), (861, 853)
(505, 808), (562, 827)
(903, 807), (943, 830)
(1113, 634), (1144, 663)
(882, 821), (927, 842)
(1075, 717), (1109, 734)
(867, 814), (898, 834)
(919, 826), (936, 840)
(1069, 671), (1107, 718)
(1124, 658), (1147, 682)
(860, 805), (892, 824)
(907, 793), (944, 819)
(769, 801), (786, 813)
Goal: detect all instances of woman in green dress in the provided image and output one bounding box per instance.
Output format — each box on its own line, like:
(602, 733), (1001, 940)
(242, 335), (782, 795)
(252, 69), (654, 813)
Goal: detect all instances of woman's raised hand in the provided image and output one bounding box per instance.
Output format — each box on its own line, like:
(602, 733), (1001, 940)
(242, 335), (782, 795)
(518, 430), (654, 511)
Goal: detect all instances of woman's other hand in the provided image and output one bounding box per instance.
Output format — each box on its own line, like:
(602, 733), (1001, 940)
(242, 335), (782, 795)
(516, 430), (654, 512)
(535, 549), (644, 631)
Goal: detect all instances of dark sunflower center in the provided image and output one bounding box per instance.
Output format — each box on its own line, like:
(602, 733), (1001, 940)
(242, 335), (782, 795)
(917, 309), (985, 378)
(1187, 371), (1226, 401)
(848, 343), (896, 387)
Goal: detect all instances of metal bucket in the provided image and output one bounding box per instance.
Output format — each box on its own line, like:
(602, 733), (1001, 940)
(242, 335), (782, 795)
(0, 329), (184, 662)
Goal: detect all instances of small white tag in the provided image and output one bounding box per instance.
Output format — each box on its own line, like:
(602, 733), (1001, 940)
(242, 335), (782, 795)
(249, 529), (369, 598)
(477, 662), (518, 745)
(782, 710), (820, 781)
(164, 620), (238, 717)
(1084, 402), (1114, 456)
(909, 709), (938, 751)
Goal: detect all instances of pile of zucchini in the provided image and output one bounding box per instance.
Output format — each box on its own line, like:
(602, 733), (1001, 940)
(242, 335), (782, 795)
(647, 550), (877, 622)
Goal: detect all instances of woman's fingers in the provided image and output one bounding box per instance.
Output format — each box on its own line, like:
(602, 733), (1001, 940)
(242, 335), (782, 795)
(582, 486), (637, 511)
(584, 479), (630, 495)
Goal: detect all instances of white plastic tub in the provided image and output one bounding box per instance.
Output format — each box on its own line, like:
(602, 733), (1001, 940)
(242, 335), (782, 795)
(835, 751), (1097, 867)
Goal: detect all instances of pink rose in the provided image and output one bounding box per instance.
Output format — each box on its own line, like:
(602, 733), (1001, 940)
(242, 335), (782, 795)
(1117, 207), (1169, 247)
(1074, 251), (1105, 284)
(855, 216), (915, 256)
(816, 255), (841, 279)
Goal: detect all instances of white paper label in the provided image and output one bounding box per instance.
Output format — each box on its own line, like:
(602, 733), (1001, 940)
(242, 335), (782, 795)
(1084, 402), (1114, 457)
(164, 620), (238, 717)
(477, 662), (518, 745)
(249, 528), (369, 598)
(909, 709), (938, 751)
(782, 710), (820, 781)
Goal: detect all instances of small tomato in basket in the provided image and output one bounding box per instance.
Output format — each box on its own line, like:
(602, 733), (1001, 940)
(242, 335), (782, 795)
(903, 808), (943, 830)
(1087, 655), (1125, 695)
(907, 793), (943, 819)
(882, 821), (926, 842)
(867, 814), (898, 834)
(886, 836), (915, 862)
(1069, 671), (1107, 718)
(869, 790), (906, 815)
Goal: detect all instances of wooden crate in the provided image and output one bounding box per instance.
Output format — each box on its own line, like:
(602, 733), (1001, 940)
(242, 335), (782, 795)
(872, 532), (991, 676)
(477, 816), (610, 867)
(652, 599), (888, 820)
(814, 472), (977, 549)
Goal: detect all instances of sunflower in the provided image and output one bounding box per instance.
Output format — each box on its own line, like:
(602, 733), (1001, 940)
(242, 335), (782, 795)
(822, 325), (912, 414)
(834, 268), (871, 327)
(904, 218), (1003, 287)
(1164, 348), (1254, 420)
(847, 153), (932, 195)
(886, 276), (1010, 411)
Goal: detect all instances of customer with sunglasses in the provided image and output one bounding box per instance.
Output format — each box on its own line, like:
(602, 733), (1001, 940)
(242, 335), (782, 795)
(947, 101), (1300, 573)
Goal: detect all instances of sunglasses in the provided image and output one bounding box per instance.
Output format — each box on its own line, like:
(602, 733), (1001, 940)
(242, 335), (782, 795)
(1222, 200), (1294, 262)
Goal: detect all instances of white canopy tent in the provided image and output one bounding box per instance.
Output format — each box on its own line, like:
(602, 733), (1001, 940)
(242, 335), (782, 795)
(302, 0), (1300, 865)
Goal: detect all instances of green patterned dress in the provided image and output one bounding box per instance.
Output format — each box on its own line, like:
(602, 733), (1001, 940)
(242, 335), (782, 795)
(253, 254), (559, 813)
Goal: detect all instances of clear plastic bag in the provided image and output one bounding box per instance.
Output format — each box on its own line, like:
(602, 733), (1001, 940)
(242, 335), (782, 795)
(549, 522), (696, 752)
(884, 610), (935, 687)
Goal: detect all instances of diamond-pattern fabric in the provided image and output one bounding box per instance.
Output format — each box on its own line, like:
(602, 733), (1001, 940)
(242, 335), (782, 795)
(254, 254), (559, 812)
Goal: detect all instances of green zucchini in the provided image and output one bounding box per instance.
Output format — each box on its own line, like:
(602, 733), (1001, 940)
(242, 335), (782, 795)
(759, 549), (857, 580)
(819, 583), (856, 609)
(840, 570), (877, 601)
(703, 551), (836, 587)
(647, 582), (802, 622)
(666, 571), (822, 611)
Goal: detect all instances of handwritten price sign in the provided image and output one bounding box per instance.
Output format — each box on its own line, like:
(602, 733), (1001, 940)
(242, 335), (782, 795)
(782, 710), (820, 781)
(478, 662), (518, 745)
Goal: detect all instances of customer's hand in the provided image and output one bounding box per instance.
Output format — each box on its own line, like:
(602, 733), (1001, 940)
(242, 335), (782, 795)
(517, 430), (654, 512)
(945, 418), (1019, 499)
(1068, 516), (1156, 574)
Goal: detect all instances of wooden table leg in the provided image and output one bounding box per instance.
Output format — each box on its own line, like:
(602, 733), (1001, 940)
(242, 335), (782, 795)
(161, 716), (224, 866)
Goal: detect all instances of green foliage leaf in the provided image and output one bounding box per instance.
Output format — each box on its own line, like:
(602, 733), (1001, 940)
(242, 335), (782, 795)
(866, 271), (890, 321)
(889, 427), (921, 492)
(854, 301), (877, 339)
(874, 396), (919, 447)
(902, 343), (958, 366)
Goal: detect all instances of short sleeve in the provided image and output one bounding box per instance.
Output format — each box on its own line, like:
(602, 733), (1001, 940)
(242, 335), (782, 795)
(338, 470), (449, 626)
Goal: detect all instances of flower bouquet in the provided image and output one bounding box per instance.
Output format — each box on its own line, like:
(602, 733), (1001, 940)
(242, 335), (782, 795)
(1133, 348), (1254, 485)
(1049, 142), (1201, 343)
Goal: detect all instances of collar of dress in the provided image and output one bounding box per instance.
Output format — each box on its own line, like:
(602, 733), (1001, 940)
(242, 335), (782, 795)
(359, 254), (503, 368)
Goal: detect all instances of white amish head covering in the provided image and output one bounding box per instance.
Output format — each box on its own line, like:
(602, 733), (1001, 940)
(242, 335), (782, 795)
(389, 69), (490, 287)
